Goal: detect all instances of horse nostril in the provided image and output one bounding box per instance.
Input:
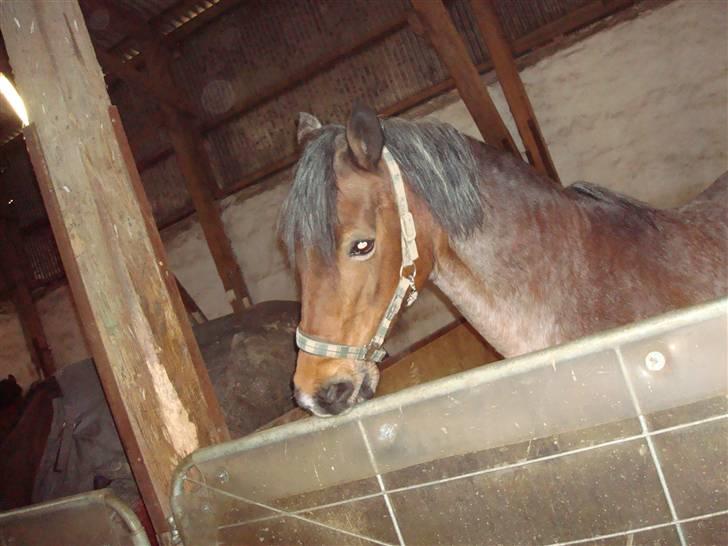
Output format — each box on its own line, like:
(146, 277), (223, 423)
(316, 381), (354, 415)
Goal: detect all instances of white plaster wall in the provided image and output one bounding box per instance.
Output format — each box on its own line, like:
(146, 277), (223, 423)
(221, 179), (298, 306)
(429, 0), (728, 208)
(1, 0), (725, 379)
(0, 285), (91, 387)
(161, 219), (233, 319)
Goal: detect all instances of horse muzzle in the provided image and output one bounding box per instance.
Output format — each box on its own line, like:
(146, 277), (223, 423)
(294, 362), (379, 417)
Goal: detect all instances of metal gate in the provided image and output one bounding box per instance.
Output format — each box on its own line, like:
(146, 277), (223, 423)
(169, 298), (728, 545)
(0, 490), (150, 546)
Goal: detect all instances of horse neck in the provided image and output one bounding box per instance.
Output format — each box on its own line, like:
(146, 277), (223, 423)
(429, 142), (591, 357)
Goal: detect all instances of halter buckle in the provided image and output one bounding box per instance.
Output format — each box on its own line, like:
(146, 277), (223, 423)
(400, 263), (418, 307)
(364, 341), (385, 362)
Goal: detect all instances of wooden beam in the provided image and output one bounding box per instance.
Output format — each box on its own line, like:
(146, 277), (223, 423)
(0, 217), (55, 378)
(94, 46), (201, 118)
(84, 0), (253, 312)
(80, 1), (205, 119)
(161, 104), (252, 312)
(471, 0), (560, 182)
(410, 0), (517, 152)
(175, 276), (207, 325)
(144, 40), (252, 312)
(512, 0), (634, 55)
(0, 2), (229, 539)
(106, 0), (245, 68)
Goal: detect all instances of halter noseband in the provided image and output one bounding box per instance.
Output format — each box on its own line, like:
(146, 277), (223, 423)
(295, 146), (419, 363)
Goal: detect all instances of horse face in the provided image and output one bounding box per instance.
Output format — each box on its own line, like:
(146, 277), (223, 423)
(292, 104), (406, 417)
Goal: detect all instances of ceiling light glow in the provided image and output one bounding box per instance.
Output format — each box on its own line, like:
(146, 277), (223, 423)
(0, 73), (29, 126)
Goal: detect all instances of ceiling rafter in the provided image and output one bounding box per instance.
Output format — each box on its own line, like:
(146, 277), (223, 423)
(104, 0), (244, 66)
(80, 0), (205, 119)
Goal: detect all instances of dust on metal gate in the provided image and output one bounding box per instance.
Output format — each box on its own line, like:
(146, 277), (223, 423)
(169, 298), (728, 545)
(0, 490), (150, 546)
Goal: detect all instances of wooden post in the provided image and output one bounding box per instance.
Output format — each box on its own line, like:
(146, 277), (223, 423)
(0, 217), (55, 378)
(81, 0), (253, 312)
(144, 35), (252, 312)
(159, 102), (252, 312)
(175, 275), (208, 325)
(470, 0), (560, 182)
(0, 1), (229, 539)
(410, 0), (517, 153)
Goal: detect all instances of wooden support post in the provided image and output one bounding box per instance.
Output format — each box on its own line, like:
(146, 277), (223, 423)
(0, 1), (229, 539)
(470, 0), (560, 182)
(410, 0), (517, 153)
(175, 275), (208, 325)
(81, 0), (253, 312)
(0, 217), (55, 378)
(160, 103), (252, 312)
(143, 41), (252, 312)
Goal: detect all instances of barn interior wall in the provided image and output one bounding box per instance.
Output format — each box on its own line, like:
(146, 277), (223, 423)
(156, 0), (727, 347)
(0, 0), (726, 387)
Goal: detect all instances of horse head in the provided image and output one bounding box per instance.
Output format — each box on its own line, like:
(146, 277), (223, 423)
(280, 103), (441, 416)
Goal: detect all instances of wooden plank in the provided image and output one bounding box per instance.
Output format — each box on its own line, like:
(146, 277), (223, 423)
(471, 0), (560, 183)
(0, 217), (55, 378)
(106, 0), (245, 64)
(377, 322), (500, 396)
(94, 46), (202, 118)
(260, 322), (501, 430)
(511, 0), (635, 55)
(0, 1), (229, 538)
(410, 0), (516, 152)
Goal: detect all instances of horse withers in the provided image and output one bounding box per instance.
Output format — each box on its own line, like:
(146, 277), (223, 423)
(279, 102), (727, 417)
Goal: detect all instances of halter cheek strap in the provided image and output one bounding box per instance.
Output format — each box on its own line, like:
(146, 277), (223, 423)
(295, 146), (419, 363)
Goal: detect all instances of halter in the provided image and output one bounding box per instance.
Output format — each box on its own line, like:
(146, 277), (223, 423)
(295, 146), (419, 363)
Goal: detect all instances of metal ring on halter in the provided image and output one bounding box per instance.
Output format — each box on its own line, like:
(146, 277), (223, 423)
(399, 262), (416, 280)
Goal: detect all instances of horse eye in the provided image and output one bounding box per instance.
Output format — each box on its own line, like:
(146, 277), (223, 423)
(349, 239), (375, 257)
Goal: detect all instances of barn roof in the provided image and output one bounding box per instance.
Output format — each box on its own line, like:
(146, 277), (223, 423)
(0, 0), (646, 297)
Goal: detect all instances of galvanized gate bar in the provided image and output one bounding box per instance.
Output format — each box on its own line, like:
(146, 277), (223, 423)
(170, 298), (727, 545)
(0, 490), (151, 546)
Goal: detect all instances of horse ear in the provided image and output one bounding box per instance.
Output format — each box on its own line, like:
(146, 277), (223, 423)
(297, 112), (322, 147)
(346, 101), (383, 170)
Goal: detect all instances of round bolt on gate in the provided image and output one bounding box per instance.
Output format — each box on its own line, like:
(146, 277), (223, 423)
(645, 351), (666, 371)
(217, 469), (229, 484)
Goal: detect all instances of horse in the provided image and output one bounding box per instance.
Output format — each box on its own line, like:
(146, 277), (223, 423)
(279, 102), (728, 417)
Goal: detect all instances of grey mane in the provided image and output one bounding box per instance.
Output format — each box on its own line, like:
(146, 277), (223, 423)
(279, 117), (484, 263)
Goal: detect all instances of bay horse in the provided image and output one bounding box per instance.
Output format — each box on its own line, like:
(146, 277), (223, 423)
(279, 102), (728, 417)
